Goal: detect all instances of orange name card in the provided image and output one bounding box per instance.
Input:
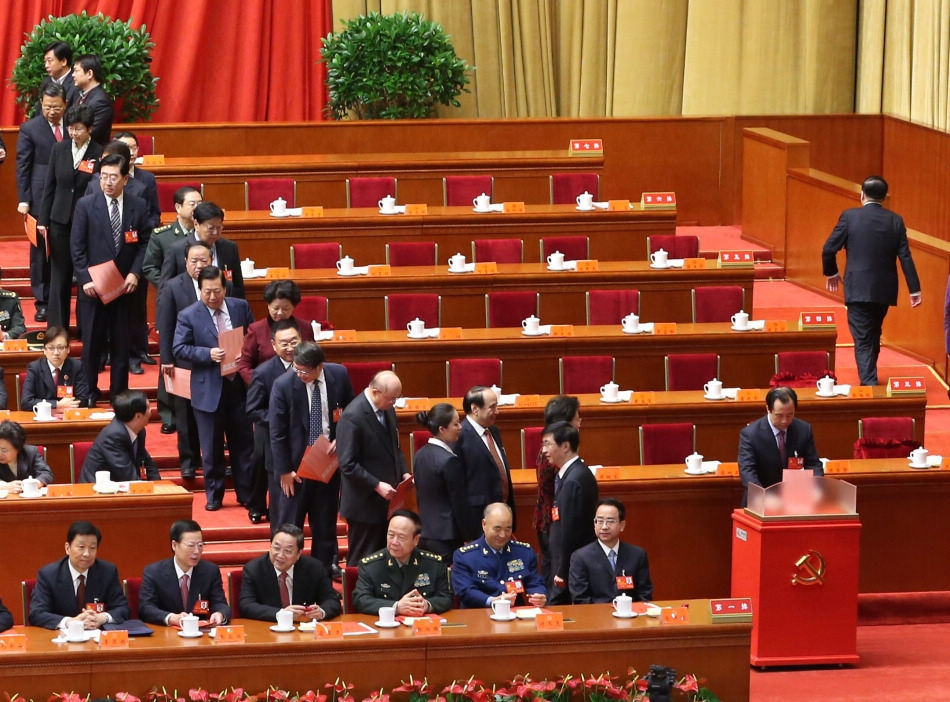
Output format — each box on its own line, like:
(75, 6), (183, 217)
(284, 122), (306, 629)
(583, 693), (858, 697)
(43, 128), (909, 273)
(438, 327), (463, 340)
(405, 204), (428, 215)
(764, 320), (788, 332)
(412, 618), (442, 636)
(536, 612), (564, 631)
(368, 265), (392, 277)
(850, 386), (873, 399)
(215, 625), (246, 643)
(142, 154), (165, 166)
(99, 630), (129, 648)
(575, 259), (599, 272)
(824, 460), (850, 474)
(630, 392), (655, 405)
(47, 485), (74, 497)
(130, 482), (155, 494)
(717, 462), (739, 476)
(301, 206), (324, 218)
(652, 323), (677, 335)
(474, 262), (498, 274)
(2, 339), (28, 351)
(550, 325), (574, 337)
(314, 622), (344, 639)
(503, 202), (525, 213)
(941, 457), (950, 470)
(596, 467), (621, 481)
(568, 138), (603, 155)
(736, 389), (764, 402)
(799, 311), (837, 328)
(514, 394), (542, 408)
(682, 258), (705, 270)
(661, 606), (689, 625)
(641, 192), (677, 208)
(265, 267), (291, 279)
(887, 376), (927, 395)
(0, 634), (28, 651)
(718, 251), (755, 266)
(607, 200), (630, 211)
(63, 408), (92, 420)
(331, 330), (357, 342)
(403, 398), (430, 411)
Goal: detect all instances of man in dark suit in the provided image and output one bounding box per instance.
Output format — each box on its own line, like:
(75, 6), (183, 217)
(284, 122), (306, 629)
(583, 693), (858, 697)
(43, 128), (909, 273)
(172, 265), (255, 510)
(238, 524), (341, 622)
(336, 370), (409, 564)
(738, 386), (823, 505)
(822, 175), (922, 386)
(22, 326), (90, 410)
(17, 82), (67, 321)
(269, 340), (355, 569)
(138, 519), (230, 626)
(0, 419), (55, 487)
(71, 55), (113, 146)
(543, 420), (598, 604)
(451, 503), (547, 609)
(37, 42), (78, 109)
(157, 241), (213, 479)
(569, 498), (653, 603)
(71, 153), (151, 404)
(161, 201), (245, 298)
(36, 104), (103, 330)
(79, 389), (159, 483)
(29, 521), (129, 630)
(245, 320), (299, 524)
(455, 386), (515, 539)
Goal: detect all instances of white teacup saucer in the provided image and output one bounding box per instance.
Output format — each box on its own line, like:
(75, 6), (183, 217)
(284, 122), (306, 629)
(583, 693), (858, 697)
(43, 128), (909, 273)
(521, 329), (546, 337)
(336, 270), (361, 277)
(684, 467), (705, 475)
(611, 611), (638, 619)
(575, 206), (596, 212)
(472, 207), (493, 214)
(649, 263), (671, 269)
(374, 620), (400, 628)
(815, 391), (836, 398)
(730, 325), (752, 332)
(407, 333), (428, 340)
(703, 394), (726, 401)
(546, 265), (568, 272)
(599, 396), (625, 404)
(269, 211), (292, 218)
(269, 625), (296, 633)
(378, 209), (400, 216)
(489, 613), (517, 622)
(177, 630), (203, 638)
(908, 461), (930, 469)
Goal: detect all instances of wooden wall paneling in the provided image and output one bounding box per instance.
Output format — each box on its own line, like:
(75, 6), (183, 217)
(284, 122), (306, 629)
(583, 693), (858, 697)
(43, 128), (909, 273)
(883, 116), (950, 240)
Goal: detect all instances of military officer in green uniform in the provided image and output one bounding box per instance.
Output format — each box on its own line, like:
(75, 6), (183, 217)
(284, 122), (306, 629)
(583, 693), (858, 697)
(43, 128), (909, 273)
(353, 509), (452, 616)
(142, 185), (202, 289)
(0, 289), (26, 340)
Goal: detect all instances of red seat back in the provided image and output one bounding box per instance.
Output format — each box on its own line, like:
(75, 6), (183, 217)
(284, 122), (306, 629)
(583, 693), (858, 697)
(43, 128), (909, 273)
(473, 238), (523, 264)
(347, 177), (396, 208)
(387, 241), (437, 266)
(485, 291), (538, 328)
(647, 234), (700, 259)
(540, 236), (589, 261)
(246, 178), (296, 210)
(586, 289), (640, 325)
(639, 423), (695, 465)
(550, 172), (599, 204)
(343, 362), (395, 393)
(291, 243), (342, 269)
(385, 294), (440, 330)
(444, 175), (493, 206)
(692, 286), (744, 323)
(560, 355), (614, 395)
(447, 358), (502, 396)
(665, 353), (719, 391)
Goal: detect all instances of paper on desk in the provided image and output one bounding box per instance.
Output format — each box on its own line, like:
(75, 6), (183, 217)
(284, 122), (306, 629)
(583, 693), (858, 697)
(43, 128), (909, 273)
(831, 384), (852, 396)
(89, 260), (127, 304)
(165, 367), (192, 399)
(616, 390), (634, 402)
(296, 435), (339, 483)
(218, 327), (244, 376)
(497, 393), (520, 406)
(624, 323), (655, 334)
(387, 475), (416, 518)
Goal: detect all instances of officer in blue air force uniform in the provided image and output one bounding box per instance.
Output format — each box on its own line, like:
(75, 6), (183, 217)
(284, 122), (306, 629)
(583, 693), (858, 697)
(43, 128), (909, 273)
(452, 502), (547, 608)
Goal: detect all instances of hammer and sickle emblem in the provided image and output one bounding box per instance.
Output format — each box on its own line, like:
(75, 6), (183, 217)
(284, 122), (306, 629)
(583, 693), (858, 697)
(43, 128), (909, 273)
(792, 549), (826, 585)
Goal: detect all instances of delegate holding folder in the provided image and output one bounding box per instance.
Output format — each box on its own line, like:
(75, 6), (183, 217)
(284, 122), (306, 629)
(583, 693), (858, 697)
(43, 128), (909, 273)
(296, 435), (339, 483)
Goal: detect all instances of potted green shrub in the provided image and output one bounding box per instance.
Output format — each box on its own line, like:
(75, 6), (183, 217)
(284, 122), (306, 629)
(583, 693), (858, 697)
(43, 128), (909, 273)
(321, 10), (471, 120)
(10, 11), (159, 121)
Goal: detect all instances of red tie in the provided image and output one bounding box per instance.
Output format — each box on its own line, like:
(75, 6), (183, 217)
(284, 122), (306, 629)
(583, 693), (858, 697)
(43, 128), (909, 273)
(778, 430), (787, 466)
(53, 124), (62, 142)
(180, 573), (190, 610)
(76, 573), (86, 609)
(278, 571), (290, 607)
(52, 368), (59, 387)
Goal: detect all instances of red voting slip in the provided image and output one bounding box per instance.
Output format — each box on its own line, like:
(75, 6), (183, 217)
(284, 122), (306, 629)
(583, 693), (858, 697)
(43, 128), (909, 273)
(88, 260), (127, 304)
(218, 327), (244, 376)
(165, 367), (192, 400)
(387, 475), (416, 518)
(25, 214), (49, 256)
(296, 435), (339, 483)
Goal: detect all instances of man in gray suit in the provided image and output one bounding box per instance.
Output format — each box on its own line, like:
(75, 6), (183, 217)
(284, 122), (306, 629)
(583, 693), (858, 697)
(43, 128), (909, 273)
(822, 175), (922, 385)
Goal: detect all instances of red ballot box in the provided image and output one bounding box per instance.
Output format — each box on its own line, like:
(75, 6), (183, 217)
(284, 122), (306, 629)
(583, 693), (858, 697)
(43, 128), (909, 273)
(731, 476), (860, 666)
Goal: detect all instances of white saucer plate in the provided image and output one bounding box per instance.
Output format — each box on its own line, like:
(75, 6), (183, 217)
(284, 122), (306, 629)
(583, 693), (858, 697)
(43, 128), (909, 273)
(611, 611), (638, 619)
(649, 263), (671, 270)
(684, 468), (705, 475)
(521, 330), (546, 337)
(599, 397), (626, 404)
(815, 391), (836, 398)
(374, 620), (400, 628)
(269, 212), (292, 218)
(269, 625), (296, 633)
(490, 613), (518, 622)
(704, 394), (727, 401)
(575, 206), (596, 212)
(378, 210), (400, 216)
(730, 325), (752, 332)
(472, 208), (493, 214)
(908, 462), (930, 469)
(546, 266), (568, 272)
(336, 270), (361, 277)
(178, 630), (204, 638)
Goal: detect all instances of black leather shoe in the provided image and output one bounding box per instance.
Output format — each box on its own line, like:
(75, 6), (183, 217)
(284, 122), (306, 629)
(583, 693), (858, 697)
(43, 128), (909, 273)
(330, 564), (343, 580)
(160, 423), (176, 434)
(129, 359), (144, 375)
(34, 307), (47, 322)
(140, 354), (157, 365)
(249, 510), (265, 524)
(204, 501), (222, 511)
(181, 468), (196, 479)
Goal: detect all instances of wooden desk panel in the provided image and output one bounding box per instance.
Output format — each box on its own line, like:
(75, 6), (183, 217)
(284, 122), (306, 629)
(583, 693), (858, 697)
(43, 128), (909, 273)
(323, 324), (836, 397)
(395, 389), (924, 470)
(246, 261), (755, 328)
(2, 605), (750, 702)
(512, 458), (949, 598)
(178, 205), (676, 268)
(0, 482), (193, 625)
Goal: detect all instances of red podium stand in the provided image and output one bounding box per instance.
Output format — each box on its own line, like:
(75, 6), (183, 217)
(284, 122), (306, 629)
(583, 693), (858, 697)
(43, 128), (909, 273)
(731, 475), (860, 666)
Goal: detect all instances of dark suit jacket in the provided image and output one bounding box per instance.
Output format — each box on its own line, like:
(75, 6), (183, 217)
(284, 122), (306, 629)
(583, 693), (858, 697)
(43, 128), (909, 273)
(138, 557), (231, 625)
(22, 357), (90, 409)
(78, 85), (114, 145)
(413, 442), (475, 542)
(156, 272), (200, 365)
(238, 553), (341, 621)
(0, 444), (55, 485)
(79, 418), (159, 482)
(569, 540), (653, 603)
(269, 363), (354, 475)
(0, 598), (12, 632)
(15, 114), (59, 208)
(337, 392), (408, 524)
(245, 356), (290, 427)
(549, 457), (599, 581)
(162, 235), (245, 299)
(29, 557), (129, 629)
(85, 168), (161, 230)
(37, 138), (103, 227)
(35, 73), (78, 113)
(237, 316), (315, 385)
(738, 415), (823, 498)
(0, 368), (5, 410)
(455, 418), (515, 537)
(172, 297), (254, 413)
(822, 202), (921, 306)
(70, 191), (151, 286)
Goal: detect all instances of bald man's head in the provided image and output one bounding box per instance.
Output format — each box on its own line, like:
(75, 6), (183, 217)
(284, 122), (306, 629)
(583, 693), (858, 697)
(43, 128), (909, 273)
(369, 370), (402, 411)
(482, 502), (513, 550)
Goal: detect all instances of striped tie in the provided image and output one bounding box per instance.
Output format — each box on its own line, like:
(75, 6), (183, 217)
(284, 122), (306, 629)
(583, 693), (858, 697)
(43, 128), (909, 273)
(608, 549), (617, 572)
(308, 381), (322, 445)
(110, 198), (121, 252)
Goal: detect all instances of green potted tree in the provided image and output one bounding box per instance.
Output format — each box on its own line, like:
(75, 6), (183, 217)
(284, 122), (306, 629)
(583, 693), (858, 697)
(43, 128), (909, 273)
(321, 10), (471, 120)
(10, 11), (159, 121)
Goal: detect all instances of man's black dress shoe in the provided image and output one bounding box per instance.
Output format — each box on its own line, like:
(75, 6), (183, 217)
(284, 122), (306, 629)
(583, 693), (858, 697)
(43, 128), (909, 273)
(140, 354), (157, 365)
(181, 468), (196, 479)
(129, 359), (144, 375)
(161, 423), (176, 434)
(34, 307), (47, 322)
(249, 510), (265, 524)
(204, 501), (222, 511)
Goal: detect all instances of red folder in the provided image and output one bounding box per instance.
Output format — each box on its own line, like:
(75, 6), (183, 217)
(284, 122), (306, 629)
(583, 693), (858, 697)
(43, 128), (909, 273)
(165, 367), (192, 399)
(88, 260), (127, 304)
(296, 435), (339, 483)
(218, 327), (244, 376)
